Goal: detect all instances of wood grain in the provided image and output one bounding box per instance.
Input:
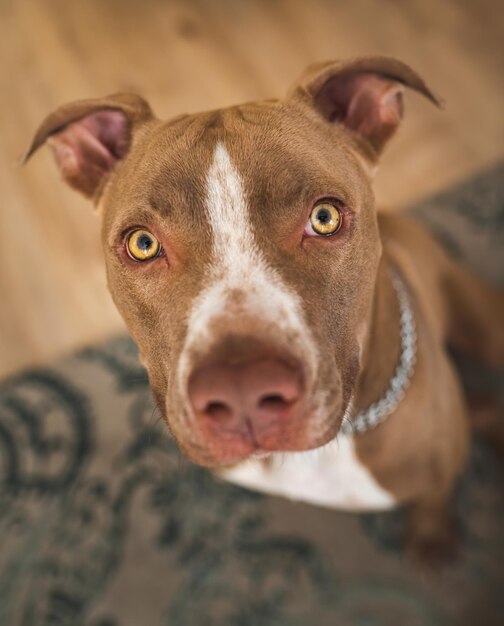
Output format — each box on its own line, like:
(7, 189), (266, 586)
(1, 0), (503, 377)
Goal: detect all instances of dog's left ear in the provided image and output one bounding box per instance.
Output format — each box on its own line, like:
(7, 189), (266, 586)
(289, 57), (442, 157)
(22, 93), (154, 201)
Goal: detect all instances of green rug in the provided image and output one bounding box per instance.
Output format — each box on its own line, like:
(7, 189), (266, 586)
(1, 164), (503, 626)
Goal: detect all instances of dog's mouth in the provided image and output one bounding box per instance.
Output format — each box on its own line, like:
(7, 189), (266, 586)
(169, 392), (344, 468)
(180, 429), (341, 468)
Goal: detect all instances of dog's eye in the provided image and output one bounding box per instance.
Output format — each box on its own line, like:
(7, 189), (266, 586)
(126, 229), (161, 261)
(307, 202), (342, 236)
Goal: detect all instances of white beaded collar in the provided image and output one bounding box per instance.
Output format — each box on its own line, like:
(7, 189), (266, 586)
(341, 270), (417, 436)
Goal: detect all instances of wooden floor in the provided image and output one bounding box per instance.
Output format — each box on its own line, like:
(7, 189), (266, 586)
(1, 0), (503, 378)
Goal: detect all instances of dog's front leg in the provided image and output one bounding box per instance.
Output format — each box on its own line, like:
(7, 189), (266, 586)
(406, 489), (458, 571)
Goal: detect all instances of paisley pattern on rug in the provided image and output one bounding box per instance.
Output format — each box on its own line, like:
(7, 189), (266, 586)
(1, 164), (503, 626)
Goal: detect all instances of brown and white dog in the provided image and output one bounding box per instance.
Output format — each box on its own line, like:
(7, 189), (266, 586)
(25, 57), (504, 566)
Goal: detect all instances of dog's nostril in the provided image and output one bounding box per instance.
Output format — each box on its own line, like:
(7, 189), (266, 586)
(205, 401), (233, 421)
(258, 394), (290, 411)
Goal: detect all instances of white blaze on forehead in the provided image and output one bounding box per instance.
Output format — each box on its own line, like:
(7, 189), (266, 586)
(205, 142), (252, 281)
(177, 141), (320, 405)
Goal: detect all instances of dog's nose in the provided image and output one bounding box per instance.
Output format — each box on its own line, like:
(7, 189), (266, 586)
(188, 358), (303, 429)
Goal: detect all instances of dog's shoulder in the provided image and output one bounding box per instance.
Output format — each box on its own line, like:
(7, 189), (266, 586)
(377, 211), (441, 254)
(377, 211), (451, 286)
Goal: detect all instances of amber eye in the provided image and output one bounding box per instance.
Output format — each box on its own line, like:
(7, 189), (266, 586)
(308, 202), (342, 236)
(126, 229), (161, 261)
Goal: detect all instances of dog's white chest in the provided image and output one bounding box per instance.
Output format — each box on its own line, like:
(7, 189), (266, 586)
(218, 434), (396, 512)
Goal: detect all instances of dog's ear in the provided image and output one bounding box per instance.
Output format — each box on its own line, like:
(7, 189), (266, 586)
(22, 93), (154, 200)
(288, 57), (442, 157)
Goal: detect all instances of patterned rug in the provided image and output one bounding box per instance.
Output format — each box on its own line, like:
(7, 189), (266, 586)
(1, 164), (503, 626)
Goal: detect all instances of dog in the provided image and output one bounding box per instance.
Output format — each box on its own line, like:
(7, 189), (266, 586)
(24, 57), (504, 567)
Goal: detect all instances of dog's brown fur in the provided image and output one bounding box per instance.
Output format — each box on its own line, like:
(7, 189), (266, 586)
(24, 57), (504, 566)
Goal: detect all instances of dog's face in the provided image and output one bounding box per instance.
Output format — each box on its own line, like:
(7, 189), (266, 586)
(102, 101), (378, 465)
(25, 57), (439, 466)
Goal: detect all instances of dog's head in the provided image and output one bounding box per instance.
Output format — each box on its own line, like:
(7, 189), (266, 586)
(25, 57), (440, 466)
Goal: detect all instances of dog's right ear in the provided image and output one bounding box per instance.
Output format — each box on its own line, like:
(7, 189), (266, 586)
(288, 57), (442, 159)
(22, 93), (154, 201)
